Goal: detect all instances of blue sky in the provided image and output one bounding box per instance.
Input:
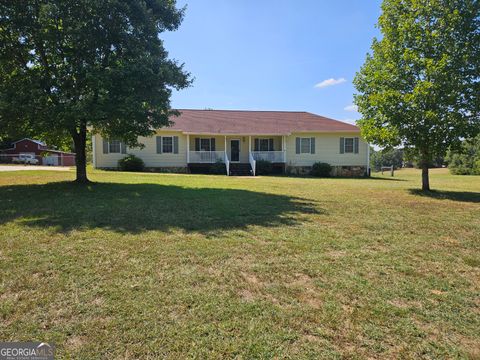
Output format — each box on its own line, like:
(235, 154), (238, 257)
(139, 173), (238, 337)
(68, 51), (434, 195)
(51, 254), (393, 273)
(162, 1), (383, 125)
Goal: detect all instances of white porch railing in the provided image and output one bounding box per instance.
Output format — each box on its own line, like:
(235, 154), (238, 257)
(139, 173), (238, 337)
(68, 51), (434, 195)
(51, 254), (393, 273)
(249, 152), (256, 176)
(251, 151), (286, 163)
(225, 151), (230, 176)
(189, 151), (225, 163)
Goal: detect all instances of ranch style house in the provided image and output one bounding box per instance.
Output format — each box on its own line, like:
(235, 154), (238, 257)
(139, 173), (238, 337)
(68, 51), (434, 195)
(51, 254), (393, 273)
(92, 109), (370, 176)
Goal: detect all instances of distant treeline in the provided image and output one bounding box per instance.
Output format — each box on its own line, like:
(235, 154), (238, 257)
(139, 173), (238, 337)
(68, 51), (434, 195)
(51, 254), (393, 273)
(371, 135), (480, 175)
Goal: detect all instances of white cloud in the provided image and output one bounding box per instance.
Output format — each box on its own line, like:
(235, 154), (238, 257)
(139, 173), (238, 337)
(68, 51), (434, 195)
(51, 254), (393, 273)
(344, 104), (358, 112)
(341, 118), (358, 125)
(314, 78), (347, 89)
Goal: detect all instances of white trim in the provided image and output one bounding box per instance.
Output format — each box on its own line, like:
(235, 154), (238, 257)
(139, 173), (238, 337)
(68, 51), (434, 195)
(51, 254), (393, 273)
(161, 136), (174, 153)
(180, 131), (360, 136)
(182, 132), (290, 136)
(186, 134), (190, 163)
(343, 137), (355, 154)
(230, 139), (241, 163)
(109, 139), (121, 153)
(299, 137), (312, 154)
(256, 138), (274, 151)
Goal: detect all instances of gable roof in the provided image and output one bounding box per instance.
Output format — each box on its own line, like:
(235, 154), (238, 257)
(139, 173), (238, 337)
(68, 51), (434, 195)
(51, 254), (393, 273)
(13, 138), (47, 146)
(167, 109), (359, 135)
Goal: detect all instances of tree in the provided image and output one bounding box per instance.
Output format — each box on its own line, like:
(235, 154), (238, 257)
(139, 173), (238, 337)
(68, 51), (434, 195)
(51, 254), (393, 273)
(445, 135), (480, 174)
(0, 0), (190, 182)
(370, 148), (404, 171)
(354, 0), (480, 190)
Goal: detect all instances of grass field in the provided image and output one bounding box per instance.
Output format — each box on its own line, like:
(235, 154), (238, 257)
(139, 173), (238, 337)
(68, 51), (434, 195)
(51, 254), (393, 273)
(0, 168), (478, 359)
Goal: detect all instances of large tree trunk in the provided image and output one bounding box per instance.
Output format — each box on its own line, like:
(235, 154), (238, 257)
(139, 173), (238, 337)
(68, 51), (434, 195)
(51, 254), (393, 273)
(72, 123), (89, 183)
(421, 164), (430, 191)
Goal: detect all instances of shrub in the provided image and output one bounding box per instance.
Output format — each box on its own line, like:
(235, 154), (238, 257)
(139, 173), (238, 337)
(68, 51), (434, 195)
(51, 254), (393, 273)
(311, 162), (332, 177)
(210, 160), (226, 175)
(255, 160), (273, 175)
(118, 154), (145, 172)
(446, 135), (480, 175)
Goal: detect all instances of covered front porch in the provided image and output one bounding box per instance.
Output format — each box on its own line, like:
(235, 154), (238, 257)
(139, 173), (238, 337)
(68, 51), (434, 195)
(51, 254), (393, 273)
(186, 134), (286, 175)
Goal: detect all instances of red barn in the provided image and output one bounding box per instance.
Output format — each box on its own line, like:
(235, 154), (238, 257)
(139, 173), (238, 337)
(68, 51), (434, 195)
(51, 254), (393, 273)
(0, 138), (76, 166)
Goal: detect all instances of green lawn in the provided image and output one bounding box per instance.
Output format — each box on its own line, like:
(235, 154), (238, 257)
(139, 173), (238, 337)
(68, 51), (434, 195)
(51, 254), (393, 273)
(0, 168), (479, 359)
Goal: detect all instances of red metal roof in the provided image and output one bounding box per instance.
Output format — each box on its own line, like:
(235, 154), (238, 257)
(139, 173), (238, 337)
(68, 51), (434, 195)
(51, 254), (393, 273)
(168, 109), (359, 135)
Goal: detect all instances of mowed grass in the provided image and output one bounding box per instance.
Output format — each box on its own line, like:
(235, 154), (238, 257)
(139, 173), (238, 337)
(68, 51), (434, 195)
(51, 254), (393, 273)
(0, 168), (479, 359)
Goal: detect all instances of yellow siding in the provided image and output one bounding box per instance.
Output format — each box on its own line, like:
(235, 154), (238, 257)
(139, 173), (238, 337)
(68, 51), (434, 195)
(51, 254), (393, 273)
(285, 132), (368, 167)
(93, 131), (368, 169)
(93, 131), (187, 168)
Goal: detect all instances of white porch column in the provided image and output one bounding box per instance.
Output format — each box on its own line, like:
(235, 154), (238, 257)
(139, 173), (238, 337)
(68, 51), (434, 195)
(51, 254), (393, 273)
(283, 135), (287, 163)
(249, 136), (251, 155)
(224, 136), (227, 153)
(186, 134), (190, 163)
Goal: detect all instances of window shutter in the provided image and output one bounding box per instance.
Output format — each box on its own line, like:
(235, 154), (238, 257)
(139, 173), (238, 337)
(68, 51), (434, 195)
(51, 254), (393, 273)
(103, 139), (109, 154)
(340, 137), (345, 154)
(269, 138), (274, 151)
(254, 138), (259, 151)
(210, 138), (216, 151)
(195, 138), (200, 151)
(121, 142), (127, 154)
(310, 137), (315, 154)
(295, 138), (300, 154)
(156, 136), (162, 154)
(173, 136), (179, 154)
(354, 137), (359, 154)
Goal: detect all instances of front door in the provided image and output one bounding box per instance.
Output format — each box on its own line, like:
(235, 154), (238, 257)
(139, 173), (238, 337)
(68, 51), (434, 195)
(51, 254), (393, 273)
(230, 139), (240, 162)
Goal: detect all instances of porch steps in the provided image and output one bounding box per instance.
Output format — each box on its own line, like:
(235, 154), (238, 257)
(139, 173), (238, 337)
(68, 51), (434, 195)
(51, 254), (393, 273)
(229, 163), (253, 176)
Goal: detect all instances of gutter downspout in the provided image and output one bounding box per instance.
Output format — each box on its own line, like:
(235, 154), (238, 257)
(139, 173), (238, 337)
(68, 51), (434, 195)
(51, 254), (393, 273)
(366, 142), (370, 177)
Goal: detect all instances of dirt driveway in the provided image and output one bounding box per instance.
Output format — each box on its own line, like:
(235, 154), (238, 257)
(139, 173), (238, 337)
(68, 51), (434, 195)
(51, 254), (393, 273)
(0, 165), (72, 172)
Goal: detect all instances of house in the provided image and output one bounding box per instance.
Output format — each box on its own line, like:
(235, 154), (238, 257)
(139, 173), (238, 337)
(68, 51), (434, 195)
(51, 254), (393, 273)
(0, 138), (76, 166)
(92, 109), (370, 176)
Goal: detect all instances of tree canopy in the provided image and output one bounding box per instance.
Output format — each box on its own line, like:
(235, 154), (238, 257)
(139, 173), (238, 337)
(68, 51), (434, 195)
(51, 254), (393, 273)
(354, 0), (480, 190)
(0, 0), (191, 182)
(446, 135), (480, 175)
(370, 148), (404, 171)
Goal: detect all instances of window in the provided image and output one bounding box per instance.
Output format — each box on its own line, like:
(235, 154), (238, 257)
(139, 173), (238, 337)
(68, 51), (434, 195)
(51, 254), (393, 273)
(258, 138), (275, 151)
(344, 138), (354, 153)
(200, 138), (211, 151)
(109, 140), (121, 153)
(254, 138), (274, 151)
(300, 138), (311, 154)
(162, 136), (173, 153)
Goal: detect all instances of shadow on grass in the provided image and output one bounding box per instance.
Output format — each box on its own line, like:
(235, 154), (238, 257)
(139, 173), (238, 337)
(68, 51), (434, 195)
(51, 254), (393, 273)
(267, 174), (407, 181)
(0, 182), (323, 234)
(409, 189), (480, 203)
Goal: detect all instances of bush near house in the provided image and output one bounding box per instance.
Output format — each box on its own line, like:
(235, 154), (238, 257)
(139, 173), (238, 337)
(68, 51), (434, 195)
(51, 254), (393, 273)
(255, 160), (273, 175)
(210, 160), (226, 175)
(311, 162), (332, 177)
(118, 154), (145, 172)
